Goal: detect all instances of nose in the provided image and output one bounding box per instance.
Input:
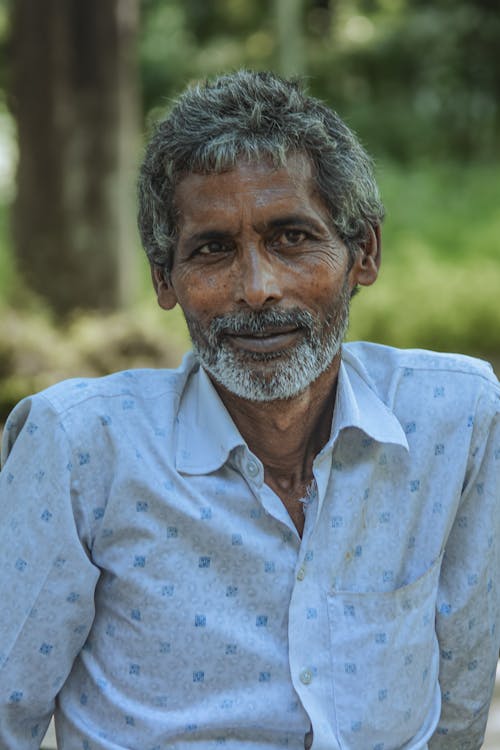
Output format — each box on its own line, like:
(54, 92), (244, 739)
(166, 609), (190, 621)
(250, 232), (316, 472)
(235, 245), (283, 309)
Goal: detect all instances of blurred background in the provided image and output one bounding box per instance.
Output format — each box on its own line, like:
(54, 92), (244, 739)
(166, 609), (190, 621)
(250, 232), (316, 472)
(0, 0), (499, 425)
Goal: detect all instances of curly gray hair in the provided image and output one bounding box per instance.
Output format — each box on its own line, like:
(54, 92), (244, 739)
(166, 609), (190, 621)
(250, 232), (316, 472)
(137, 70), (384, 275)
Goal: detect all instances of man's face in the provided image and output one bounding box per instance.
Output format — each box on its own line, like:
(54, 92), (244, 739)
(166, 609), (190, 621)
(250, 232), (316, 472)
(157, 154), (365, 401)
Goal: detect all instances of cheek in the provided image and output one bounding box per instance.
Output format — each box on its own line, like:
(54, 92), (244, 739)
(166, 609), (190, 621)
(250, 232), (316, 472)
(295, 258), (350, 305)
(308, 281), (346, 314)
(174, 272), (234, 319)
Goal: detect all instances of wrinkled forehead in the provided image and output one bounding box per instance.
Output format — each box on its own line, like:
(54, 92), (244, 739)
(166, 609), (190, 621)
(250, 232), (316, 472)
(171, 153), (335, 247)
(173, 151), (318, 212)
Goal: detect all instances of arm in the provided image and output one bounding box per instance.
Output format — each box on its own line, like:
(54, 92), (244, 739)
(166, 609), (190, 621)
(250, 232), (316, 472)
(0, 395), (100, 749)
(430, 381), (500, 749)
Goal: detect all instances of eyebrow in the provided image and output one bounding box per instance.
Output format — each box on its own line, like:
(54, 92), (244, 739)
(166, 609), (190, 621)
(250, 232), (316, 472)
(181, 230), (234, 249)
(256, 215), (326, 234)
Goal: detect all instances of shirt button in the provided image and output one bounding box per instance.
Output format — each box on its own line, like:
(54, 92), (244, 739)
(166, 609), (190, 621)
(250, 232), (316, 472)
(299, 669), (313, 685)
(246, 460), (259, 477)
(296, 567), (306, 581)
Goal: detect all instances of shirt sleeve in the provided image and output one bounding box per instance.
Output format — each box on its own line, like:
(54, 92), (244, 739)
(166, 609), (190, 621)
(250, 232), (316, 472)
(430, 378), (500, 750)
(0, 394), (100, 750)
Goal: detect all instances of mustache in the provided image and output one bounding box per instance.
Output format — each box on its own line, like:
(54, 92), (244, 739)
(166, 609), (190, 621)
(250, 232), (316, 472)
(207, 308), (316, 342)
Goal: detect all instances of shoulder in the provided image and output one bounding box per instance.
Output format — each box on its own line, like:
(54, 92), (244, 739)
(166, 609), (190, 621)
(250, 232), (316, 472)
(2, 353), (199, 461)
(343, 341), (499, 421)
(344, 341), (498, 388)
(39, 353), (197, 415)
(344, 341), (496, 381)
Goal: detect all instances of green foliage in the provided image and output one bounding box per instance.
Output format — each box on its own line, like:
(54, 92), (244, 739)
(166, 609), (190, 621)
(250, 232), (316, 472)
(309, 0), (500, 160)
(349, 254), (500, 360)
(378, 160), (500, 264)
(348, 160), (500, 365)
(140, 0), (276, 122)
(139, 0), (500, 162)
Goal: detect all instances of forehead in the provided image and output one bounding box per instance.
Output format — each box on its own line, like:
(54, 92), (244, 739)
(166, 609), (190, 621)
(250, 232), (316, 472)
(173, 153), (324, 229)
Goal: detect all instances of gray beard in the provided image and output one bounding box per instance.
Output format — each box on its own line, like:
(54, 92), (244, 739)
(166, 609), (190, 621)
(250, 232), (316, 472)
(185, 281), (350, 402)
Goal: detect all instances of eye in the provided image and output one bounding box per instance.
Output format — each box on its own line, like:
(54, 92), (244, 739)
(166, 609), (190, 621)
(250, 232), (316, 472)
(270, 229), (308, 249)
(195, 241), (231, 257)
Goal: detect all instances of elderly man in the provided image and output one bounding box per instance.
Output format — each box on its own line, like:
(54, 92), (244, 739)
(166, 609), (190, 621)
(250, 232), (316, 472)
(0, 71), (498, 750)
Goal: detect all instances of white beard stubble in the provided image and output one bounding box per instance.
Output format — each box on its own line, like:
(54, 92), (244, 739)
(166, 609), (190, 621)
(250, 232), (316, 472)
(185, 278), (351, 402)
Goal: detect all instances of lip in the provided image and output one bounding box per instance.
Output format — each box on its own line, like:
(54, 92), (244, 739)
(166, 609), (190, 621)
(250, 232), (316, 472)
(225, 327), (301, 353)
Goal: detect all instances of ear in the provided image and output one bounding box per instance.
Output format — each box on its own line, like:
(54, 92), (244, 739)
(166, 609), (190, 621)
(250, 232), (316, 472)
(151, 265), (178, 310)
(348, 223), (381, 289)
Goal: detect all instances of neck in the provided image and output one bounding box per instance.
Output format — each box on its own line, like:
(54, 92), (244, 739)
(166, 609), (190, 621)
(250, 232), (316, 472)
(209, 353), (341, 502)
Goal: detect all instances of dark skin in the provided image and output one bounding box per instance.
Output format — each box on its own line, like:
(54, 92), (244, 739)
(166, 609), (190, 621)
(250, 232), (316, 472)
(152, 154), (381, 536)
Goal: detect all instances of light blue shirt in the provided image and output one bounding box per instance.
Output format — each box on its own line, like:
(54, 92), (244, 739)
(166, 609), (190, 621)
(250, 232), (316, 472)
(0, 342), (498, 750)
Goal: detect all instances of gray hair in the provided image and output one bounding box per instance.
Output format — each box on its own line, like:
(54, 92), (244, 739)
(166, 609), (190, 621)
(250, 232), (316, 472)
(137, 70), (384, 274)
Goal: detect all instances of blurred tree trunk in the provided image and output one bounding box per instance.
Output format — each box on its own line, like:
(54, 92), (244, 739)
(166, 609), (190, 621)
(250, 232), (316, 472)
(10, 0), (140, 316)
(274, 0), (305, 77)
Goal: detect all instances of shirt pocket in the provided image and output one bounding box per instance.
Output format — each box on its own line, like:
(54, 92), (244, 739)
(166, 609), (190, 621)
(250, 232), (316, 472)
(326, 554), (442, 750)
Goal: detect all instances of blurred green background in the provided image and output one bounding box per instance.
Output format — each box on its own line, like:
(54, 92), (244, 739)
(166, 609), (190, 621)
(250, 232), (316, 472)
(0, 0), (499, 423)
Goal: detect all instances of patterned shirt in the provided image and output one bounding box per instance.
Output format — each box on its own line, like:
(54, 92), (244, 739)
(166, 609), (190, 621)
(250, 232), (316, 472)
(0, 342), (498, 750)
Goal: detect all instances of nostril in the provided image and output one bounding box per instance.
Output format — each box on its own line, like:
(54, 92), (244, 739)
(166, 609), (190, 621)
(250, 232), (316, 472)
(237, 259), (282, 308)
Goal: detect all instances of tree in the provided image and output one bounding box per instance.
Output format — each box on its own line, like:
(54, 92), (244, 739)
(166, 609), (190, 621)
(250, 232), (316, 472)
(10, 0), (140, 316)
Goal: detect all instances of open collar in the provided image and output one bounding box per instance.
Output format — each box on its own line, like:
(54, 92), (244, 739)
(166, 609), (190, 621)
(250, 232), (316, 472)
(328, 347), (409, 451)
(175, 348), (408, 475)
(175, 362), (245, 474)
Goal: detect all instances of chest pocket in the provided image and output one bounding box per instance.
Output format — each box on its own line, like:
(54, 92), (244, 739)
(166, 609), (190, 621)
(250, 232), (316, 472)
(327, 555), (442, 750)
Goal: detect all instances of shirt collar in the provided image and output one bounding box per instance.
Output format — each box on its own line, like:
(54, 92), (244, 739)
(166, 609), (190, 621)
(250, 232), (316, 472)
(328, 346), (409, 451)
(175, 347), (409, 474)
(175, 361), (246, 474)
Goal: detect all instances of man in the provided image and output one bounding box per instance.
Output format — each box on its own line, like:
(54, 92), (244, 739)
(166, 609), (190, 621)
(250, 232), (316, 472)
(0, 71), (498, 750)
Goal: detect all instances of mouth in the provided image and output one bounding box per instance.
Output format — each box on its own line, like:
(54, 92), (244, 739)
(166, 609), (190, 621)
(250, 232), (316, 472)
(224, 326), (302, 353)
